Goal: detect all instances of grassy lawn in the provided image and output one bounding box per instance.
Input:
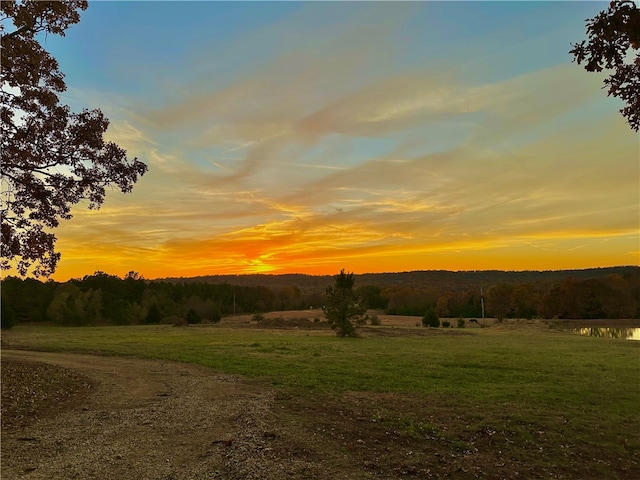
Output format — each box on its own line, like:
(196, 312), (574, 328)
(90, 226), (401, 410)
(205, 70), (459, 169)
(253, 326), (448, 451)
(2, 322), (639, 478)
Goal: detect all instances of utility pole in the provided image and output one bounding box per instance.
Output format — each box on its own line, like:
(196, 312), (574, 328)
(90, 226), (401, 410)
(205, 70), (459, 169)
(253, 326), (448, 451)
(480, 287), (485, 325)
(233, 293), (236, 315)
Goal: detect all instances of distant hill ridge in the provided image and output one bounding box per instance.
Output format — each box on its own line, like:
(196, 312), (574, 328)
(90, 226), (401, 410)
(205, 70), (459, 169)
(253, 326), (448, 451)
(155, 266), (639, 292)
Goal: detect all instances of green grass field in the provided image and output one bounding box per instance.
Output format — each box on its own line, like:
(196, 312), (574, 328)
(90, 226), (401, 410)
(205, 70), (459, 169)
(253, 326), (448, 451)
(3, 322), (639, 478)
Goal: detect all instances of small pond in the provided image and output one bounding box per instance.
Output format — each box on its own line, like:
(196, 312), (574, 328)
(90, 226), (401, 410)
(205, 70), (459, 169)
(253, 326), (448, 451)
(573, 327), (640, 341)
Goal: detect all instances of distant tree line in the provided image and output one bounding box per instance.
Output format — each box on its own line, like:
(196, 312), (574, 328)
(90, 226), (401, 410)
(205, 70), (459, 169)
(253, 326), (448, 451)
(1, 269), (638, 329)
(378, 271), (639, 320)
(0, 271), (310, 329)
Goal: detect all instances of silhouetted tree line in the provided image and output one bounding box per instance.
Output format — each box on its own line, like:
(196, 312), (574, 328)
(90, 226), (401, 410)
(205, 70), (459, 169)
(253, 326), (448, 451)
(1, 268), (638, 329)
(161, 267), (638, 296)
(378, 271), (639, 320)
(0, 271), (310, 328)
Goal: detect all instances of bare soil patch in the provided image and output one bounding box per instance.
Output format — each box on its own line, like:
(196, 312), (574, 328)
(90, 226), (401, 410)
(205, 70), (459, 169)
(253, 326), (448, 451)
(220, 309), (496, 333)
(1, 358), (93, 431)
(219, 309), (329, 330)
(1, 350), (291, 480)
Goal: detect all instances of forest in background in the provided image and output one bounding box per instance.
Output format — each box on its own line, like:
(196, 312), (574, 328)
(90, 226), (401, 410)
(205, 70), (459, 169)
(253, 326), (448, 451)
(1, 266), (639, 329)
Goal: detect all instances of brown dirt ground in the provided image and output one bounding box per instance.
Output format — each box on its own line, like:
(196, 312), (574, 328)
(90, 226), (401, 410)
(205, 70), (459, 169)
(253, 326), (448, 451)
(1, 350), (287, 480)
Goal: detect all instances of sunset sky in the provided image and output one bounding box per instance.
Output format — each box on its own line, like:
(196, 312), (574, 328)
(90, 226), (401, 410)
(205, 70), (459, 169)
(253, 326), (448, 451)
(21, 1), (640, 280)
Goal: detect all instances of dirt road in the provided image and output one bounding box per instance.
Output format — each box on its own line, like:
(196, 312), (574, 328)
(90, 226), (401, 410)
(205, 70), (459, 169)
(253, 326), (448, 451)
(1, 350), (318, 480)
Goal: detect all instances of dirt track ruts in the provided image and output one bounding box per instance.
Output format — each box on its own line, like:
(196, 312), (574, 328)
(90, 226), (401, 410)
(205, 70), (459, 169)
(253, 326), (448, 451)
(1, 349), (315, 480)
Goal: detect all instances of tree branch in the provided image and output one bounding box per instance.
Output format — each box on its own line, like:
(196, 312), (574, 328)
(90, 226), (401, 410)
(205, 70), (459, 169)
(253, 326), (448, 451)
(1, 24), (37, 40)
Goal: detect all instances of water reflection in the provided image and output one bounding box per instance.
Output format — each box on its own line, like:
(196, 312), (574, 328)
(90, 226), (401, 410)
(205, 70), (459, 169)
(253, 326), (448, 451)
(574, 327), (640, 340)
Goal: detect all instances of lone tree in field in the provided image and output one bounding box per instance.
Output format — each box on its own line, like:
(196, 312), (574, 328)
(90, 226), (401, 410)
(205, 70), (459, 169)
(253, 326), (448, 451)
(1, 1), (147, 277)
(322, 270), (367, 337)
(570, 0), (640, 131)
(422, 307), (440, 328)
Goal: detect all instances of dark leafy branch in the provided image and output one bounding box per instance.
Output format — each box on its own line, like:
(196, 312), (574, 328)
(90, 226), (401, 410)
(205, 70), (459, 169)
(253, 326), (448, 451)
(1, 1), (147, 276)
(570, 0), (640, 131)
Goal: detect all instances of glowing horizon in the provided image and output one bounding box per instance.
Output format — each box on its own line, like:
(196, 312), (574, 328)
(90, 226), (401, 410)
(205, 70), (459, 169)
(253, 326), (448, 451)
(4, 1), (639, 281)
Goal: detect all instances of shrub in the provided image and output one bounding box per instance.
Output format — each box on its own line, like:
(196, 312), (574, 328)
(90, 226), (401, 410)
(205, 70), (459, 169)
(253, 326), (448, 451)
(186, 308), (201, 324)
(208, 310), (222, 323)
(252, 313), (264, 323)
(313, 316), (321, 323)
(422, 307), (440, 328)
(369, 314), (381, 326)
(1, 299), (16, 330)
(145, 304), (162, 324)
(442, 320), (451, 328)
(457, 318), (465, 328)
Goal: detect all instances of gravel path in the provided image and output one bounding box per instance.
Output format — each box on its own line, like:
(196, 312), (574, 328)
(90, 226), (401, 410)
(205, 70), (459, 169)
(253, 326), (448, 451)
(1, 350), (309, 480)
